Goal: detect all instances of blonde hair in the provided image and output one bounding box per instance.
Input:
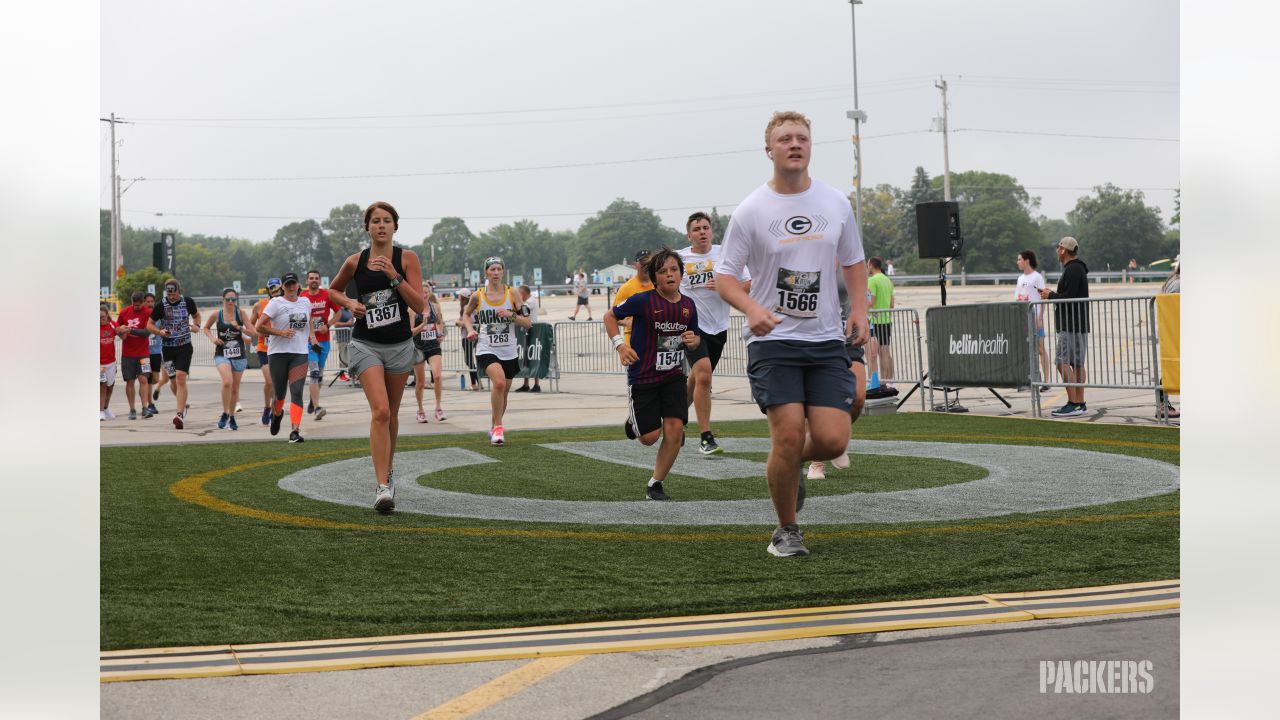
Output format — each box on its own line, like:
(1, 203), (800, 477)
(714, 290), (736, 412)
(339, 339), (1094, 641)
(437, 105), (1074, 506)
(764, 111), (811, 147)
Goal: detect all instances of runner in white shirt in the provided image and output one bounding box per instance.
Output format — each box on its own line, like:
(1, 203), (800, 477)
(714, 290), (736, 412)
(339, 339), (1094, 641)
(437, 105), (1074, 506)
(717, 111), (869, 558)
(1015, 249), (1051, 391)
(255, 272), (318, 443)
(679, 211), (750, 456)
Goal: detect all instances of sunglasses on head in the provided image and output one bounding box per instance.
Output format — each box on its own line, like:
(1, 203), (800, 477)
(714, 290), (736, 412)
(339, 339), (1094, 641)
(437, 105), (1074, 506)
(165, 286), (178, 292)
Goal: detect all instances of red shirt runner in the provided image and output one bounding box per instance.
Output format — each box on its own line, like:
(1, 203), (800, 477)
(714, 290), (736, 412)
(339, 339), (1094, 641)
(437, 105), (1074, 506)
(303, 288), (339, 343)
(116, 305), (151, 358)
(100, 319), (118, 365)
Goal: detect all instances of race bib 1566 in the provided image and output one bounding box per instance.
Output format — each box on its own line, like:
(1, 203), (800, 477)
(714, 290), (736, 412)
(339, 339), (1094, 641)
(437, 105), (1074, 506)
(775, 268), (821, 318)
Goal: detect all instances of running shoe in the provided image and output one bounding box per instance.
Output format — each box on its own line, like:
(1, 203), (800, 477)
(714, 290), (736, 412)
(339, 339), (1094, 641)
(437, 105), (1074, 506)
(1051, 403), (1082, 418)
(624, 418), (637, 440)
(515, 385), (529, 393)
(373, 484), (395, 514)
(261, 407), (272, 426)
(228, 415), (238, 431)
(416, 409), (428, 423)
(806, 462), (826, 481)
(645, 481), (670, 501)
(435, 407), (447, 422)
(235, 401), (243, 412)
(1038, 385), (1050, 393)
(796, 470), (807, 512)
(832, 452), (850, 470)
(218, 412), (228, 429)
(490, 425), (505, 445)
(314, 407), (327, 421)
(172, 414), (183, 430)
(307, 400), (315, 414)
(288, 430), (304, 443)
(147, 403), (158, 416)
(100, 410), (107, 421)
(103, 409), (116, 420)
(270, 411), (283, 436)
(152, 389), (160, 401)
(767, 524), (810, 557)
(141, 406), (153, 419)
(698, 432), (723, 455)
(128, 409), (138, 421)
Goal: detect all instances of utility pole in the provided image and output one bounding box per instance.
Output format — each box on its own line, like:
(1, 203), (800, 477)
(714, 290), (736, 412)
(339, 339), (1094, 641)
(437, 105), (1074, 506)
(845, 0), (867, 238)
(934, 77), (951, 201)
(100, 113), (125, 296)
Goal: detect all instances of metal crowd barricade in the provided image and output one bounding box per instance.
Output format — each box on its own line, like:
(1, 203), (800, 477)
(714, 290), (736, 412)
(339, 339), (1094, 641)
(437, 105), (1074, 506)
(1027, 296), (1164, 421)
(867, 307), (927, 411)
(551, 321), (617, 375)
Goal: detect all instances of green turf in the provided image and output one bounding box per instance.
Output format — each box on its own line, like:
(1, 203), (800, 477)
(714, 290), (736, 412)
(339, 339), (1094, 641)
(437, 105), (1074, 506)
(100, 412), (1179, 650)
(424, 449), (986, 500)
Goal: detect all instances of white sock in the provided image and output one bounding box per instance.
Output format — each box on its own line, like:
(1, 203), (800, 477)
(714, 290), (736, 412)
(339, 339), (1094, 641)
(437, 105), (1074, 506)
(647, 477), (660, 487)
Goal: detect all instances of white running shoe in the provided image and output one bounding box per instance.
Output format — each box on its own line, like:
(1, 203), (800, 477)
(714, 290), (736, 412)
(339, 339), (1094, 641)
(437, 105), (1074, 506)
(832, 452), (850, 470)
(491, 425), (505, 445)
(103, 409), (116, 420)
(235, 402), (243, 413)
(806, 462), (826, 481)
(373, 484), (395, 514)
(100, 410), (107, 421)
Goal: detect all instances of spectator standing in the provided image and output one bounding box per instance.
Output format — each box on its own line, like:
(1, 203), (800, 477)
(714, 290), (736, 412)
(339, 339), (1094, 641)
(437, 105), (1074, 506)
(514, 284), (542, 393)
(1039, 237), (1090, 418)
(1014, 250), (1051, 391)
(116, 291), (154, 419)
(866, 257), (895, 389)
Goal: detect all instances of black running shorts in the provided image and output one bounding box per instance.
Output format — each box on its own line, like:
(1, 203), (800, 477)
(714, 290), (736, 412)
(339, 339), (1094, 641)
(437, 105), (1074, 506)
(627, 375), (688, 437)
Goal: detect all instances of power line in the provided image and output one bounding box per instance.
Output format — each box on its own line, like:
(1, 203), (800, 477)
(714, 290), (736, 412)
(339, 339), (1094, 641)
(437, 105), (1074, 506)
(122, 202), (746, 223)
(953, 128), (1178, 142)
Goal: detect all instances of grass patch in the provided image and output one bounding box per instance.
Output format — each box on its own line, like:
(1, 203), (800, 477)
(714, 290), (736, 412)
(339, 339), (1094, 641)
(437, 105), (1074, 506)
(101, 412), (1178, 650)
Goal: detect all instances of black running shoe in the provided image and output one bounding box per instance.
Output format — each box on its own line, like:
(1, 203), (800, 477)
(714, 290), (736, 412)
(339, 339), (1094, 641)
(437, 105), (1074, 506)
(646, 482), (670, 501)
(624, 418), (637, 440)
(270, 410), (283, 436)
(306, 400), (315, 414)
(288, 430), (304, 443)
(699, 432), (723, 456)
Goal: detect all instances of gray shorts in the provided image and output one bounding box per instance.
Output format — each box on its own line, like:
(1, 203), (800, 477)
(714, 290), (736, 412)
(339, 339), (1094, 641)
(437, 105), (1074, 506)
(348, 338), (416, 379)
(1055, 331), (1088, 367)
(747, 339), (857, 414)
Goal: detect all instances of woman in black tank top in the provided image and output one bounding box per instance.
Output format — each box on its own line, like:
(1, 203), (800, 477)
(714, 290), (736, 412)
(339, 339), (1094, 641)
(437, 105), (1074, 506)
(327, 201), (426, 513)
(202, 288), (256, 430)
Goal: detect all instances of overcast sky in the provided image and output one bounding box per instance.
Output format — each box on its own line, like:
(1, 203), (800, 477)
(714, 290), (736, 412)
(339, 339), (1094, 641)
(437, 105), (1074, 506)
(100, 0), (1179, 247)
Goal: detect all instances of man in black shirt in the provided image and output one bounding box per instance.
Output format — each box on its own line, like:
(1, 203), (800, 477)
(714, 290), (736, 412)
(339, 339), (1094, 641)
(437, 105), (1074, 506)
(1040, 237), (1090, 418)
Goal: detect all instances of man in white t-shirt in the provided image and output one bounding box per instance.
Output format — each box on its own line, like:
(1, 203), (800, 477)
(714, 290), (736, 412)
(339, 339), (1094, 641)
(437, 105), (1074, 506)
(569, 268), (592, 320)
(717, 111), (869, 558)
(679, 210), (750, 456)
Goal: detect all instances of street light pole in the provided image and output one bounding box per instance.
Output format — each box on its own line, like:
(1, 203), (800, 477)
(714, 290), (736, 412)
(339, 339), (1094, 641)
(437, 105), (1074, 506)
(845, 0), (867, 239)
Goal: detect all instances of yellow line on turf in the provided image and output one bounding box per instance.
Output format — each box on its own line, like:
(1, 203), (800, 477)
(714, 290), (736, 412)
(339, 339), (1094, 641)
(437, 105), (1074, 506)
(410, 655), (585, 720)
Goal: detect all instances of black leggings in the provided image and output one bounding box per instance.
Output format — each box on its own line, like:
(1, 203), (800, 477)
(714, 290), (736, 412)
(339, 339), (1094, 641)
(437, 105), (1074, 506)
(268, 353), (308, 409)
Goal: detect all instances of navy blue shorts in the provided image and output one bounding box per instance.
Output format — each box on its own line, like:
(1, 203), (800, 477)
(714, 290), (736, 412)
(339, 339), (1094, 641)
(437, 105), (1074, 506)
(747, 339), (857, 414)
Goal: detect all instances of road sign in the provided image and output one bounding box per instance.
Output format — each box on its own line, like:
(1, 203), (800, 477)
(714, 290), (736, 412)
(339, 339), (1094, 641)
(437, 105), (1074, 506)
(533, 267), (543, 285)
(321, 276), (330, 287)
(233, 280), (242, 293)
(147, 283), (156, 295)
(513, 275), (524, 287)
(470, 270), (481, 286)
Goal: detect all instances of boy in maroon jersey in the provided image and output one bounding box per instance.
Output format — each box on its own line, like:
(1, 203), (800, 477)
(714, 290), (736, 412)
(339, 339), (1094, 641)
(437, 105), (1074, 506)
(603, 247), (701, 501)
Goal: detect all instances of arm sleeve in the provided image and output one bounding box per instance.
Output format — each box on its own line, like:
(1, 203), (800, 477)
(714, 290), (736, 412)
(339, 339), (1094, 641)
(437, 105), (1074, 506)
(717, 212), (751, 280)
(150, 302), (164, 321)
(612, 294), (642, 321)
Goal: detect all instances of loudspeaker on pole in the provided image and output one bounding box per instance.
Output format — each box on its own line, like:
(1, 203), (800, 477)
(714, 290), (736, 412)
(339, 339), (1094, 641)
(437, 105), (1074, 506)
(916, 201), (963, 260)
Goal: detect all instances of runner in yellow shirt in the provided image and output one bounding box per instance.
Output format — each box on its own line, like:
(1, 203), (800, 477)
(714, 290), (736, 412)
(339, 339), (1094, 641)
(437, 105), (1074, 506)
(611, 249), (653, 345)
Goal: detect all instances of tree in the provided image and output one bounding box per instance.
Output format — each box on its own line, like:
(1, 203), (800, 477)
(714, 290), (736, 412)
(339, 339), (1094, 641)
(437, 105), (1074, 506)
(707, 207), (732, 241)
(421, 217), (475, 278)
(574, 198), (682, 271)
(114, 266), (173, 307)
(858, 184), (911, 267)
(1038, 218), (1074, 270)
(321, 203), (366, 272)
(935, 171), (1041, 273)
(1066, 184), (1166, 271)
(174, 242), (234, 296)
(272, 219), (326, 276)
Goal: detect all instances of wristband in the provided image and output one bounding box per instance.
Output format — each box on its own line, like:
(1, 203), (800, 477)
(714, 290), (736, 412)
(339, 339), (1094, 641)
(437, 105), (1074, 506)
(389, 275), (403, 289)
(611, 334), (625, 349)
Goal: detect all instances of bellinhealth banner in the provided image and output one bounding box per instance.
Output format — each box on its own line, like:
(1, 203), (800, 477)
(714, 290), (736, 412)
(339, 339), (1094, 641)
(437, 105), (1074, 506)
(516, 322), (554, 379)
(925, 303), (1031, 388)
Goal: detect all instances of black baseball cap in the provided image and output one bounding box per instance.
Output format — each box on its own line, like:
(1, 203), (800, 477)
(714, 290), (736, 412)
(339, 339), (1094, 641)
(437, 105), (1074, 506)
(281, 272), (300, 284)
(634, 249), (651, 263)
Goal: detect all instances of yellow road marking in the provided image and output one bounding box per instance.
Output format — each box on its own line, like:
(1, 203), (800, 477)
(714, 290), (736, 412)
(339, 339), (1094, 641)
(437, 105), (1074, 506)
(410, 655), (585, 720)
